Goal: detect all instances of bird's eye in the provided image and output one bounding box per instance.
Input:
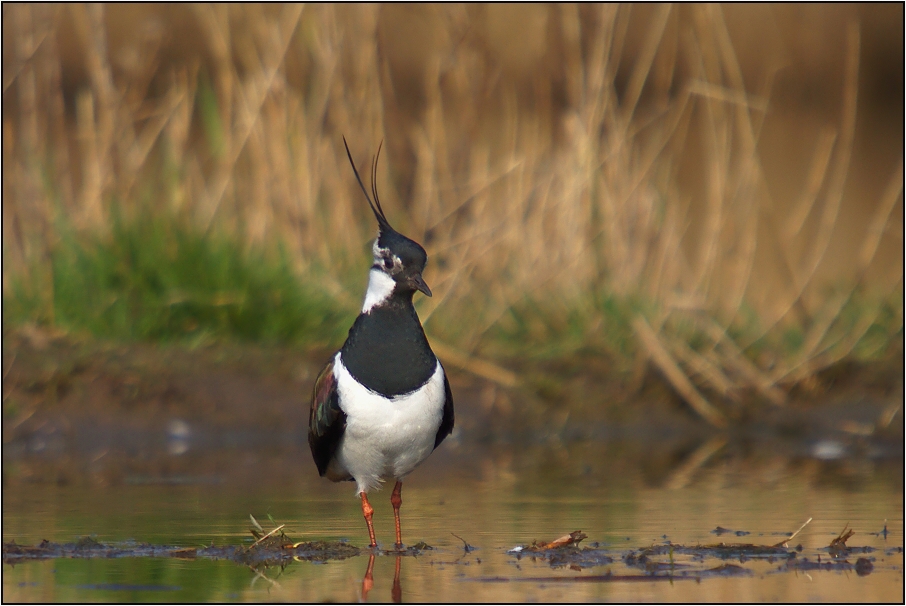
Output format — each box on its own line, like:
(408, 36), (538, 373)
(383, 257), (394, 270)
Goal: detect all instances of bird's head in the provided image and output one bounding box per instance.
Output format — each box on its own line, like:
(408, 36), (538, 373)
(344, 138), (432, 308)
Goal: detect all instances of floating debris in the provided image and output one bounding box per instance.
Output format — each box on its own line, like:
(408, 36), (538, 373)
(2, 538), (361, 566)
(855, 557), (874, 576)
(778, 555), (874, 576)
(507, 531), (612, 569)
(452, 533), (474, 553)
(626, 543), (794, 564)
(711, 526), (750, 537)
(525, 531), (588, 551)
(828, 524), (856, 557)
(2, 514), (437, 565)
(3, 523), (892, 586)
(773, 517), (812, 548)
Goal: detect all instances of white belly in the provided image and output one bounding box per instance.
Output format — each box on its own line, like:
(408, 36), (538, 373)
(329, 353), (445, 494)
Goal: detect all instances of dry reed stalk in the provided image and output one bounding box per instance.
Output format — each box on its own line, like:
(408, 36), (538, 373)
(800, 303), (891, 382)
(773, 517), (812, 548)
(74, 90), (103, 228)
(784, 127), (838, 239)
(855, 164), (904, 279)
(2, 129), (23, 278)
(669, 338), (738, 401)
(777, 165), (903, 383)
(13, 5), (39, 162)
(685, 6), (770, 323)
(249, 524), (286, 550)
(196, 4), (305, 232)
(5, 8), (35, 273)
(651, 196), (692, 303)
(419, 149), (517, 326)
(621, 4), (672, 125)
(706, 12), (768, 319)
(685, 13), (729, 302)
(73, 4), (117, 229)
(44, 24), (74, 215)
(632, 315), (727, 428)
(558, 5), (583, 110)
(625, 6), (775, 407)
(703, 322), (787, 406)
(687, 17), (896, 394)
(119, 86), (186, 202)
(735, 50), (854, 352)
(777, 274), (902, 385)
(685, 81), (769, 113)
(2, 5), (899, 405)
(721, 188), (759, 320)
(608, 5), (632, 84)
(777, 23), (860, 343)
(430, 341), (517, 388)
(113, 21), (166, 201)
(191, 5), (233, 154)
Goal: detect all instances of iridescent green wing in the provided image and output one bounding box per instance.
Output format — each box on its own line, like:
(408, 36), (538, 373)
(308, 359), (346, 476)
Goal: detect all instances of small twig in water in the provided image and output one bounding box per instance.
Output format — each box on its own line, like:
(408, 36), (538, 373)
(452, 533), (473, 553)
(249, 514), (264, 534)
(248, 564), (283, 590)
(773, 517), (812, 548)
(829, 524), (855, 550)
(532, 531), (588, 550)
(249, 524), (285, 550)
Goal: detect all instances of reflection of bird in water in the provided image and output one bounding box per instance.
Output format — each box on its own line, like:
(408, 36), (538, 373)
(309, 139), (454, 549)
(361, 553), (402, 603)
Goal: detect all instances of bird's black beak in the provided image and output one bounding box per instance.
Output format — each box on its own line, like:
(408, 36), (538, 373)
(411, 273), (432, 297)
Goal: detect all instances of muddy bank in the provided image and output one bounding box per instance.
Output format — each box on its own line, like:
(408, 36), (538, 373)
(3, 328), (902, 489)
(4, 529), (896, 582)
(4, 328), (901, 430)
(2, 537), (394, 566)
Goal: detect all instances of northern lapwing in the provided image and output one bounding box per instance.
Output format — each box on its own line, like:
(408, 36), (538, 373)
(308, 139), (454, 549)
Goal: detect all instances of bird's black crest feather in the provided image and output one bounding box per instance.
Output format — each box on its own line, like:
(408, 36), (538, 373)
(343, 136), (393, 233)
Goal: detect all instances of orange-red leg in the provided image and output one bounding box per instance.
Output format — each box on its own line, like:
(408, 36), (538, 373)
(390, 481), (403, 548)
(361, 552), (375, 601)
(360, 492), (377, 548)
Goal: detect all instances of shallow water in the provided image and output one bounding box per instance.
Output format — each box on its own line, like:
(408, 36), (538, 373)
(4, 437), (903, 602)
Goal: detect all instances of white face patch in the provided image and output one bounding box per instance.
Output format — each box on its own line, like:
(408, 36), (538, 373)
(372, 239), (403, 275)
(362, 268), (395, 313)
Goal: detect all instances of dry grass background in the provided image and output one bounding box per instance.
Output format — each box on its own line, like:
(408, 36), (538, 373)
(3, 4), (902, 424)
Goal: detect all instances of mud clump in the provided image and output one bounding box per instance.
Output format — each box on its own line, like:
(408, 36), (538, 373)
(2, 537), (362, 566)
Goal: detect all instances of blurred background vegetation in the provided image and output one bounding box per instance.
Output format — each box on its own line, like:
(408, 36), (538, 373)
(2, 4), (902, 421)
